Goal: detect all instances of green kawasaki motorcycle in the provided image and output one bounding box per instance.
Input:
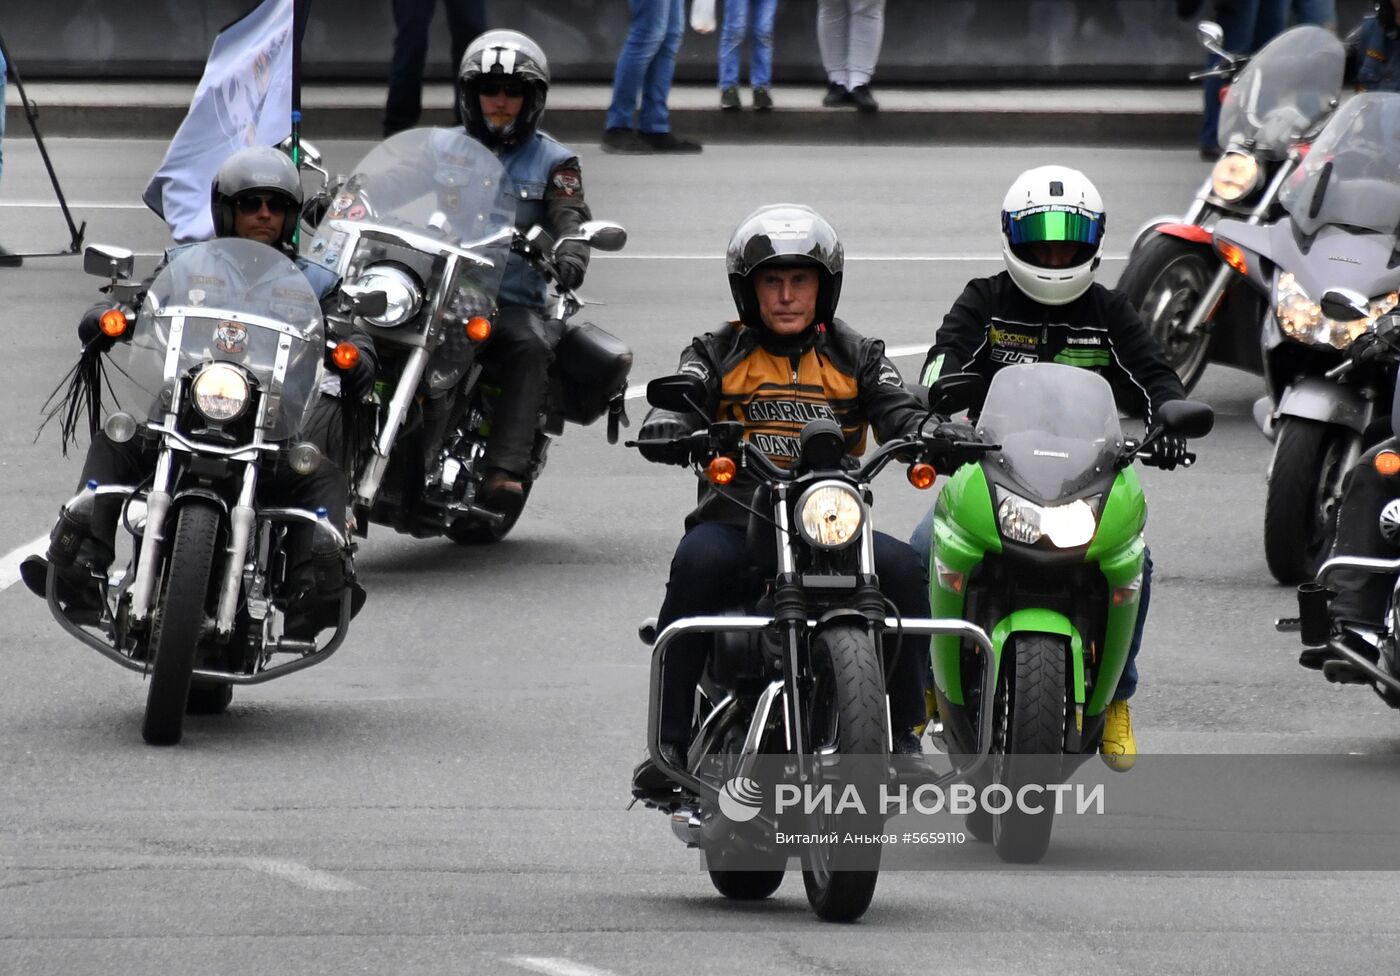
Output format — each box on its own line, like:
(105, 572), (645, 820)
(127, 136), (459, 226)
(926, 362), (1213, 863)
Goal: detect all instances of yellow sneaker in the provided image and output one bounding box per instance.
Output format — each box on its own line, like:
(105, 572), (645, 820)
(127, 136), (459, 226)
(1100, 700), (1136, 772)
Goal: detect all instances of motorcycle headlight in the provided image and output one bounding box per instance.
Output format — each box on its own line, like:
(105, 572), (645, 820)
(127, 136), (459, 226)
(1275, 272), (1399, 350)
(1211, 151), (1260, 202)
(356, 266), (421, 328)
(796, 481), (865, 550)
(996, 489), (1099, 548)
(191, 363), (251, 423)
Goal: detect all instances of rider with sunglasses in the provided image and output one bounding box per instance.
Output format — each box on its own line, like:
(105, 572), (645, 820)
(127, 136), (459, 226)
(23, 147), (377, 639)
(452, 29), (594, 515)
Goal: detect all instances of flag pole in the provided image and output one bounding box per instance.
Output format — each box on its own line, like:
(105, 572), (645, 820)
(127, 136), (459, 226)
(0, 29), (85, 257)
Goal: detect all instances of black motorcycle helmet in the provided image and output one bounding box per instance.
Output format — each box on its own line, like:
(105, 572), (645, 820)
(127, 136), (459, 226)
(726, 204), (844, 332)
(209, 146), (303, 253)
(457, 29), (550, 148)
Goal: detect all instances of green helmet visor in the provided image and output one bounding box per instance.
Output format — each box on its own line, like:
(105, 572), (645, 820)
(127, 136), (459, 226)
(1003, 205), (1105, 246)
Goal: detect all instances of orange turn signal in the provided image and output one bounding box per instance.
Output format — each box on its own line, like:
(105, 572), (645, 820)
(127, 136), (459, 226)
(332, 341), (360, 370)
(99, 308), (129, 338)
(907, 463), (937, 490)
(1376, 450), (1400, 477)
(1217, 240), (1248, 277)
(706, 456), (737, 485)
(465, 316), (492, 342)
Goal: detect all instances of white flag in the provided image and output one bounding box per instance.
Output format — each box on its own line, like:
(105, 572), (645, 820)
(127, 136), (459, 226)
(143, 0), (295, 242)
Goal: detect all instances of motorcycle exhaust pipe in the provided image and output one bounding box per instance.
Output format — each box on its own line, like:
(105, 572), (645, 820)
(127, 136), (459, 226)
(670, 805), (704, 848)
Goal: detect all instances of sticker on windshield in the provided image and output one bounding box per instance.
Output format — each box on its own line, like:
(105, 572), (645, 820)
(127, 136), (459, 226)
(214, 321), (247, 355)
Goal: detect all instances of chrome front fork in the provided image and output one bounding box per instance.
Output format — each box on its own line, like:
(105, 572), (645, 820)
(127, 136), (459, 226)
(356, 345), (430, 507)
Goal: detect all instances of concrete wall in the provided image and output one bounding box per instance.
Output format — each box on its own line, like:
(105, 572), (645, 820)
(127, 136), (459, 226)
(1, 0), (1374, 83)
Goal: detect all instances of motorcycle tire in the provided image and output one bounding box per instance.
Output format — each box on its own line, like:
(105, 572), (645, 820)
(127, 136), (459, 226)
(991, 633), (1066, 865)
(142, 502), (221, 746)
(707, 864), (785, 901)
(801, 623), (885, 923)
(1116, 234), (1216, 393)
(447, 482), (532, 545)
(186, 681), (233, 716)
(1264, 418), (1348, 585)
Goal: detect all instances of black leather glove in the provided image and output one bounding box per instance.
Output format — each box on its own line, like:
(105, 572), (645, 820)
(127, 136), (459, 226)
(1153, 435), (1189, 470)
(77, 306), (119, 353)
(1349, 330), (1383, 366)
(554, 242), (588, 291)
(637, 415), (694, 466)
(339, 356), (375, 401)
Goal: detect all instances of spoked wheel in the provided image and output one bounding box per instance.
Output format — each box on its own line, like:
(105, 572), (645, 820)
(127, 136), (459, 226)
(800, 623), (887, 923)
(142, 503), (221, 746)
(1264, 418), (1351, 585)
(990, 634), (1067, 865)
(1117, 235), (1216, 392)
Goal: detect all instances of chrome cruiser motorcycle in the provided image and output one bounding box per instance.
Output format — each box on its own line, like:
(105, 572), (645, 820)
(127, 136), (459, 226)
(36, 240), (357, 746)
(1214, 92), (1400, 583)
(1118, 23), (1343, 391)
(629, 373), (997, 924)
(308, 129), (631, 543)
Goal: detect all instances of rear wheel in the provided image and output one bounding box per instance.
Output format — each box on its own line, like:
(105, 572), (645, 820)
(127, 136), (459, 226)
(142, 503), (221, 746)
(1265, 418), (1350, 585)
(448, 482), (532, 545)
(991, 634), (1067, 865)
(801, 624), (886, 923)
(1116, 234), (1216, 392)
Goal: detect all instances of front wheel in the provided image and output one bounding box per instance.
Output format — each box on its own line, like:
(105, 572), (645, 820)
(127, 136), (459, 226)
(801, 623), (887, 923)
(142, 503), (222, 746)
(1116, 234), (1217, 392)
(1264, 418), (1351, 585)
(990, 633), (1067, 865)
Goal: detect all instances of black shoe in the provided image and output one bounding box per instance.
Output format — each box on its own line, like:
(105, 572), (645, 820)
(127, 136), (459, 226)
(753, 87), (774, 112)
(631, 742), (687, 799)
(479, 468), (526, 518)
(283, 582), (365, 639)
(639, 130), (703, 154)
(822, 82), (852, 107)
(892, 729), (924, 756)
(21, 554), (105, 624)
(1300, 626), (1381, 670)
(1199, 146), (1222, 162)
(601, 127), (654, 155)
(849, 84), (879, 113)
(0, 245), (22, 268)
(720, 86), (741, 111)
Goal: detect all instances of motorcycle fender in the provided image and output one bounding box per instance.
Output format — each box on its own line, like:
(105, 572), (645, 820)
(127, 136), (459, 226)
(990, 609), (1087, 707)
(1128, 214), (1197, 256)
(169, 487), (230, 518)
(928, 464), (1000, 707)
(1276, 379), (1370, 434)
(1153, 222), (1214, 246)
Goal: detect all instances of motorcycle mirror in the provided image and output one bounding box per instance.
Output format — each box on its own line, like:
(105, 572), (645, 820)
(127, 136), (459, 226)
(341, 283), (389, 318)
(561, 220), (628, 253)
(83, 244), (134, 281)
(298, 139), (324, 168)
(799, 418), (846, 470)
(1158, 399), (1215, 440)
(1196, 21), (1228, 58)
(646, 373), (708, 413)
(928, 372), (985, 416)
(1319, 288), (1371, 322)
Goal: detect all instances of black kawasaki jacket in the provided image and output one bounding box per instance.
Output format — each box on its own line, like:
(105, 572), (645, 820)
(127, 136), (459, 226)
(920, 272), (1186, 421)
(646, 318), (925, 529)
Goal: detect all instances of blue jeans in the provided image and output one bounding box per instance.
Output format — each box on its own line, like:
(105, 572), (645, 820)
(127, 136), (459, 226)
(1201, 0), (1288, 150)
(1290, 0), (1335, 28)
(719, 0), (778, 90)
(908, 505), (1149, 701)
(606, 0), (685, 134)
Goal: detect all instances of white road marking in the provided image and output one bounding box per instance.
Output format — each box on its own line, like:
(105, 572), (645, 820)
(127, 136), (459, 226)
(507, 957), (620, 976)
(0, 200), (153, 210)
(0, 534), (52, 592)
(239, 858), (363, 892)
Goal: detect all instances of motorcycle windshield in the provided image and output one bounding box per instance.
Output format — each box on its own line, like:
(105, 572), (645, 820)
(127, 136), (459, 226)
(1217, 25), (1344, 156)
(307, 128), (514, 299)
(1280, 92), (1400, 237)
(113, 239), (325, 440)
(975, 363), (1124, 502)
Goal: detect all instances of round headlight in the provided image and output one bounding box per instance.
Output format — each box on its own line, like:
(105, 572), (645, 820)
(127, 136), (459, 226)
(356, 266), (421, 328)
(796, 481), (865, 549)
(103, 411), (138, 444)
(191, 363), (250, 423)
(1211, 151), (1260, 202)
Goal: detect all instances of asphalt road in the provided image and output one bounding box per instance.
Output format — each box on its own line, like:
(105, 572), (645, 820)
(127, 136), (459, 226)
(2, 137), (1399, 976)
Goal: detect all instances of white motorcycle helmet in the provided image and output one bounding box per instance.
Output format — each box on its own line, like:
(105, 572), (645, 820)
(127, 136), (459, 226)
(1000, 165), (1106, 306)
